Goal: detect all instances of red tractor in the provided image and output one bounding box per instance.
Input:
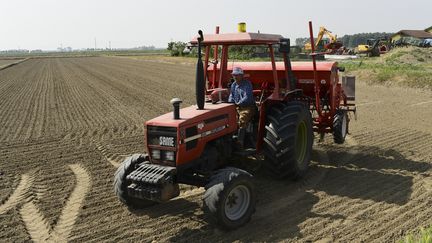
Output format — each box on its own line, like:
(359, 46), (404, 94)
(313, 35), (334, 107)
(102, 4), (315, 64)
(114, 22), (356, 229)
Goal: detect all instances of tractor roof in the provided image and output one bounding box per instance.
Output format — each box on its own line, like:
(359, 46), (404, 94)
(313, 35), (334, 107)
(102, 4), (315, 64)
(190, 32), (284, 45)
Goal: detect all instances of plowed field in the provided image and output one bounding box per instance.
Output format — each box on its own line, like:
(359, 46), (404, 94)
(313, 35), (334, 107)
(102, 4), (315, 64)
(1, 57), (431, 242)
(0, 59), (25, 69)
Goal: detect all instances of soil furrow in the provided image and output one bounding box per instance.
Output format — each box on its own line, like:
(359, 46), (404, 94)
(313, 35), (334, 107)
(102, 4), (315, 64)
(0, 173), (35, 214)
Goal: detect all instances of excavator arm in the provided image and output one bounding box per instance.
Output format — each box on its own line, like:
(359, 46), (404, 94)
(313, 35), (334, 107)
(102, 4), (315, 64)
(315, 27), (326, 47)
(315, 27), (337, 48)
(304, 25), (341, 52)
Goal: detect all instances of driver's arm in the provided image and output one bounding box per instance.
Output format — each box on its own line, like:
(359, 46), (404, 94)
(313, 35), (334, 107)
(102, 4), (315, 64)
(228, 83), (236, 103)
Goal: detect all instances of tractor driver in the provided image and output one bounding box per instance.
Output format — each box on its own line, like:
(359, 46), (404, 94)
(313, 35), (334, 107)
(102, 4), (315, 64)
(228, 67), (255, 149)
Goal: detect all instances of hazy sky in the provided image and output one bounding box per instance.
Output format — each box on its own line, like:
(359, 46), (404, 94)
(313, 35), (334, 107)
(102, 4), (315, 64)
(1, 0), (431, 50)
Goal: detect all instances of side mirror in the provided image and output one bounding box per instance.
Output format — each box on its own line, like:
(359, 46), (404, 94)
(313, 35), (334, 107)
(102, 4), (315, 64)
(198, 30), (204, 42)
(279, 38), (290, 54)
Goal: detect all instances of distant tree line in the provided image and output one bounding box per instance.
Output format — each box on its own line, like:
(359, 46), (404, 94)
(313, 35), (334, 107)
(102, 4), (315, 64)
(295, 32), (394, 48)
(339, 32), (394, 47)
(167, 41), (264, 58)
(130, 45), (156, 51)
(227, 45), (269, 59)
(167, 41), (300, 59)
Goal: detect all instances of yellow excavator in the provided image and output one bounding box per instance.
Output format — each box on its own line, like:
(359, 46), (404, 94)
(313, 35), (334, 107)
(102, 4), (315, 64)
(305, 26), (343, 53)
(356, 38), (389, 57)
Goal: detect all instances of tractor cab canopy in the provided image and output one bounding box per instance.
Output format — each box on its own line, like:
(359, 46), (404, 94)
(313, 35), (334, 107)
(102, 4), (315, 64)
(190, 31), (292, 101)
(190, 32), (283, 45)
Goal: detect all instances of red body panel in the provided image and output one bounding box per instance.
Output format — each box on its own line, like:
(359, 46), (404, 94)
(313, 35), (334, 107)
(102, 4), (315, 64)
(146, 103), (237, 166)
(208, 61), (337, 99)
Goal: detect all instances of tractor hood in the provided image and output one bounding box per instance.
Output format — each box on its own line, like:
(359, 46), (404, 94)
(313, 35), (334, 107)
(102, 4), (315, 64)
(146, 103), (237, 129)
(145, 102), (238, 166)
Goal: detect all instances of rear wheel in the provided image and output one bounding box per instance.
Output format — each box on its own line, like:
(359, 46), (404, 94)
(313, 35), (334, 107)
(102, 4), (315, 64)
(203, 167), (256, 230)
(333, 109), (348, 144)
(114, 154), (156, 208)
(263, 101), (314, 179)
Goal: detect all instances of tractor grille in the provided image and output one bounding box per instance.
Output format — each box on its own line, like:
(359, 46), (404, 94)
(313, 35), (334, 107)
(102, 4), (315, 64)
(147, 126), (177, 166)
(147, 126), (177, 147)
(126, 163), (176, 184)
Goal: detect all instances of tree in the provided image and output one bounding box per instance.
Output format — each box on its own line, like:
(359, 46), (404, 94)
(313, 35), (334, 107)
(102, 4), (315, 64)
(295, 38), (310, 47)
(167, 41), (187, 56)
(340, 32), (394, 48)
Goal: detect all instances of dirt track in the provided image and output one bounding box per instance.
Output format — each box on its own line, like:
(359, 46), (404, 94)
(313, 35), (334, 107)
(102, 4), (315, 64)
(0, 57), (431, 242)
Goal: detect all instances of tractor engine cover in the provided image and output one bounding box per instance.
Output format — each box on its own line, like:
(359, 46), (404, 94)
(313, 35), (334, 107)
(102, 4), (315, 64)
(126, 163), (179, 202)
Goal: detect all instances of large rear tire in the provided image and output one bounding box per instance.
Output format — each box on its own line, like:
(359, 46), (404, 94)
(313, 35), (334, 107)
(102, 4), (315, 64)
(333, 109), (348, 144)
(203, 167), (256, 230)
(114, 154), (156, 208)
(263, 101), (314, 179)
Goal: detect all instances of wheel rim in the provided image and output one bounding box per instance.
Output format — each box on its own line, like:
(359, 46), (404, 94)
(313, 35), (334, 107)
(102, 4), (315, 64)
(295, 121), (308, 166)
(341, 113), (347, 138)
(224, 185), (251, 221)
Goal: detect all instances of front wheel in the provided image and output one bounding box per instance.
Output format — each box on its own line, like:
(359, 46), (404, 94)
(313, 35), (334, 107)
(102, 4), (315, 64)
(203, 167), (256, 230)
(114, 154), (156, 208)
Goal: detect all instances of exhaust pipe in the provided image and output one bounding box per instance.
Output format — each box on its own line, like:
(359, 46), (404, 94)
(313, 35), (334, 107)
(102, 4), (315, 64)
(170, 98), (182, 119)
(196, 30), (205, 110)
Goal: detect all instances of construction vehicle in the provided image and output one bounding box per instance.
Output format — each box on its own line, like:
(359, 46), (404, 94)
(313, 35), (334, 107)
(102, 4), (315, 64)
(114, 22), (356, 230)
(304, 26), (343, 53)
(356, 38), (389, 57)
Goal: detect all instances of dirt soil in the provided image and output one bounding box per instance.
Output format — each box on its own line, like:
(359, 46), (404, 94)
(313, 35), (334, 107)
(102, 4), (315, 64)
(0, 56), (432, 242)
(0, 58), (25, 69)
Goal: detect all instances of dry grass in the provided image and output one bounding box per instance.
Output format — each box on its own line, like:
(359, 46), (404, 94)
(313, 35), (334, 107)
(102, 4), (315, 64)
(402, 225), (432, 243)
(340, 47), (432, 90)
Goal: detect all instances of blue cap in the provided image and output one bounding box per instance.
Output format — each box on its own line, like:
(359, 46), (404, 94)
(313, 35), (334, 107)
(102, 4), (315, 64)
(231, 67), (244, 75)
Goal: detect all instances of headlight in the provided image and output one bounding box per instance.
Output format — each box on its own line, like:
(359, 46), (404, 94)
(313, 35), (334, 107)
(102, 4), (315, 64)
(165, 151), (175, 161)
(151, 150), (161, 160)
